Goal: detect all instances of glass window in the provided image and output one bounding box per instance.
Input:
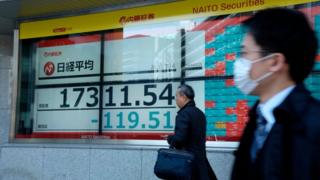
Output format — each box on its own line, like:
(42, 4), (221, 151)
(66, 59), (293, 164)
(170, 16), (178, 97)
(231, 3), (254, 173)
(15, 3), (320, 143)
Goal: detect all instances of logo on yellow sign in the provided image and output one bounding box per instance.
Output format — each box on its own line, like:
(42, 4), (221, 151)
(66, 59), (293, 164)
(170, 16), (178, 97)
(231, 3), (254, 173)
(52, 27), (73, 33)
(119, 13), (155, 25)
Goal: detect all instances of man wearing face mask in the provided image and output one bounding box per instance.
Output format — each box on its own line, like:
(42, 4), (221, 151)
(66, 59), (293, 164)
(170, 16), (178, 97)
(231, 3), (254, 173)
(231, 8), (320, 180)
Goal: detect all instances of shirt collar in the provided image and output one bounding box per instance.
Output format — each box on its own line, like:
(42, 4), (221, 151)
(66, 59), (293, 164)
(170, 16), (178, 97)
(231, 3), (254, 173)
(258, 85), (295, 131)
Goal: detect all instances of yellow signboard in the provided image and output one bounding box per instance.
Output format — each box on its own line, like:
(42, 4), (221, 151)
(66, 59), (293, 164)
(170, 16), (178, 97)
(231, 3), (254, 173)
(20, 0), (318, 39)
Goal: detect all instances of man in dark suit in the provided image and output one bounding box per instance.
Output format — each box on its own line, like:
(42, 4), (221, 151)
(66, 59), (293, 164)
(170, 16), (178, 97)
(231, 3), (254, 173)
(231, 8), (320, 180)
(167, 84), (217, 180)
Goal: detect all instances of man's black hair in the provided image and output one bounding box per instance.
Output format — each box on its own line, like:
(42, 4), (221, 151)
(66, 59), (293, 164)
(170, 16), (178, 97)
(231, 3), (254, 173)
(178, 84), (195, 100)
(243, 8), (318, 83)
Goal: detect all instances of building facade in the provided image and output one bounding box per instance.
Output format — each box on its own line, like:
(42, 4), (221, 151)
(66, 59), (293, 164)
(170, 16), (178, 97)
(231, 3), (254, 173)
(0, 0), (320, 179)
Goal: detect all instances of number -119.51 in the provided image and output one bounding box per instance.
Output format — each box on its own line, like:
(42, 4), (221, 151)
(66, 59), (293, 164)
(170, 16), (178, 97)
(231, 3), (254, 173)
(104, 111), (173, 130)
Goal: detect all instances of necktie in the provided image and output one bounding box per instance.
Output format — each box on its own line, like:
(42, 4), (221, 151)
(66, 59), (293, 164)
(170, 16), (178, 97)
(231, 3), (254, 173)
(250, 107), (268, 162)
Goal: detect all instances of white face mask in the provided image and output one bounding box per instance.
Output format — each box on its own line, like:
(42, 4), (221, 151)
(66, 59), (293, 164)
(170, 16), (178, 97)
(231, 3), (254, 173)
(233, 54), (275, 95)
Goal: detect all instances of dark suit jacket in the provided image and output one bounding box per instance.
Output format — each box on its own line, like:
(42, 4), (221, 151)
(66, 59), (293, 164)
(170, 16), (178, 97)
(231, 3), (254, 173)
(168, 100), (217, 180)
(231, 84), (320, 180)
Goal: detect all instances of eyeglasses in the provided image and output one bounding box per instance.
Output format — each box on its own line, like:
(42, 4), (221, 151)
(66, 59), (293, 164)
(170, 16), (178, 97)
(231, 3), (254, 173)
(239, 50), (272, 57)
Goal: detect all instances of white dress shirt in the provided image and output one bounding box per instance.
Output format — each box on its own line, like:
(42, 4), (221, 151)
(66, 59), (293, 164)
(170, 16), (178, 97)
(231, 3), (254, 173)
(258, 85), (296, 133)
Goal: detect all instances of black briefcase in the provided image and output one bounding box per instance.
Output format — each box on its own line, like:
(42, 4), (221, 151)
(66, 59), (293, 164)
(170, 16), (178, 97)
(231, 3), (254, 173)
(154, 148), (195, 179)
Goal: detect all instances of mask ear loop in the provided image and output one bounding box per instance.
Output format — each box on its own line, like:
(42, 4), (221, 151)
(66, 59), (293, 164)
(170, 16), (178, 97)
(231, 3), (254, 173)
(253, 71), (273, 83)
(251, 53), (276, 83)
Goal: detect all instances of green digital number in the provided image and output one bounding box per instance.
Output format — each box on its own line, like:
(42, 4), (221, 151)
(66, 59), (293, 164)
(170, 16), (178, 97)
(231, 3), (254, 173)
(149, 111), (160, 129)
(128, 112), (139, 129)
